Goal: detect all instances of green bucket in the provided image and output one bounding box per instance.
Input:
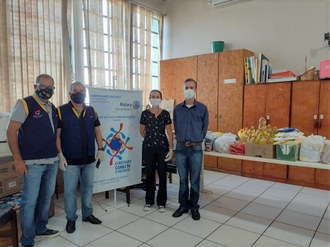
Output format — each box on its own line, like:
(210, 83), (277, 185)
(211, 41), (224, 53)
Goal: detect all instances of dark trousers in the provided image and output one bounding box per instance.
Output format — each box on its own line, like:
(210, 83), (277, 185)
(142, 146), (168, 206)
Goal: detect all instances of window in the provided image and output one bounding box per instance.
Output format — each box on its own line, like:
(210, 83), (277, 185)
(132, 12), (161, 90)
(82, 0), (116, 88)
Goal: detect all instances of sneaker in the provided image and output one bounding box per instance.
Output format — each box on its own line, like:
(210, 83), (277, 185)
(144, 204), (152, 211)
(36, 228), (59, 237)
(82, 214), (102, 224)
(158, 206), (165, 213)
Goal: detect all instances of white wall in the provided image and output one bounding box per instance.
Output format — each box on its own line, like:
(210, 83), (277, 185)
(163, 0), (330, 74)
(132, 0), (164, 12)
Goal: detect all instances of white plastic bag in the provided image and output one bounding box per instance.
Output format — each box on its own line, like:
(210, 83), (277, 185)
(321, 140), (330, 164)
(299, 135), (325, 162)
(213, 133), (237, 153)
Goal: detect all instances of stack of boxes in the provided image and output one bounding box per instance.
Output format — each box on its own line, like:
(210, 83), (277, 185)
(0, 113), (23, 199)
(0, 158), (22, 199)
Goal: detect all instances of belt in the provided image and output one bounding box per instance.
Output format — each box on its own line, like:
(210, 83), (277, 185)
(178, 141), (203, 147)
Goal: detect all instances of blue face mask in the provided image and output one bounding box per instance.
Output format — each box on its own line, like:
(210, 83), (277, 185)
(35, 86), (54, 100)
(70, 92), (86, 104)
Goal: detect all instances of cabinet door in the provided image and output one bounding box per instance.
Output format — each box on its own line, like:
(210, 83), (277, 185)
(288, 166), (315, 185)
(242, 85), (265, 178)
(218, 49), (252, 133)
(315, 80), (330, 188)
(263, 82), (291, 180)
(197, 53), (218, 169)
(197, 53), (218, 132)
(241, 160), (263, 177)
(265, 82), (291, 127)
(243, 84), (266, 128)
(290, 81), (319, 185)
(218, 50), (252, 173)
(160, 56), (198, 105)
(317, 80), (330, 138)
(315, 169), (330, 188)
(291, 81), (320, 135)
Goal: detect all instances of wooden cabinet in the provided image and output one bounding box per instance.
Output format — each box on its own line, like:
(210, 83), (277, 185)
(290, 79), (330, 138)
(198, 50), (253, 173)
(197, 53), (218, 169)
(216, 49), (253, 173)
(290, 80), (330, 187)
(242, 82), (291, 181)
(243, 82), (291, 128)
(160, 56), (197, 105)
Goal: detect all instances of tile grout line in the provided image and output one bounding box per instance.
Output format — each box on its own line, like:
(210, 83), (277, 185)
(307, 200), (330, 247)
(250, 183), (306, 247)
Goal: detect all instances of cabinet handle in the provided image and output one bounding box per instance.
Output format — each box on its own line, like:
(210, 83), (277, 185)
(219, 113), (222, 119)
(319, 114), (324, 129)
(265, 115), (270, 125)
(313, 114), (318, 129)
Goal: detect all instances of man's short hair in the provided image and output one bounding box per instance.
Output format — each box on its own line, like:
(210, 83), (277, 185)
(183, 78), (197, 88)
(70, 81), (87, 93)
(35, 74), (54, 85)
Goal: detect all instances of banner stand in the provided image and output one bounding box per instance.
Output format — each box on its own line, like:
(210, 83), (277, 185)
(89, 87), (142, 198)
(114, 189), (117, 207)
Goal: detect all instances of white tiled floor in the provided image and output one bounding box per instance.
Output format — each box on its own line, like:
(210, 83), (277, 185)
(33, 170), (330, 247)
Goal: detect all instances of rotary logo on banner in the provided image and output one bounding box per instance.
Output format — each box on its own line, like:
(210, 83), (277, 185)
(88, 87), (142, 193)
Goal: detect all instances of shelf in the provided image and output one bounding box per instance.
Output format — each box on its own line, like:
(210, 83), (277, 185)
(204, 151), (330, 170)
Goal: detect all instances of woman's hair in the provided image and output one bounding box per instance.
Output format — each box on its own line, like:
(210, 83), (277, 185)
(149, 89), (162, 99)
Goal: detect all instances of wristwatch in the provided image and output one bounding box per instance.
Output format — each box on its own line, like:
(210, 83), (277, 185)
(98, 147), (105, 151)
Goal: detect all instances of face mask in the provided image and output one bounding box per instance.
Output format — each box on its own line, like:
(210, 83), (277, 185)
(35, 86), (54, 100)
(70, 92), (86, 104)
(184, 89), (195, 99)
(150, 98), (162, 107)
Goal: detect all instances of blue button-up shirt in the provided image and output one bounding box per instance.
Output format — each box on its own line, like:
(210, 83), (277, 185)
(173, 100), (208, 142)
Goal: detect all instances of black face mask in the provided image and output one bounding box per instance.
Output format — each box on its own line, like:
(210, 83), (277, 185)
(35, 86), (54, 100)
(70, 92), (86, 104)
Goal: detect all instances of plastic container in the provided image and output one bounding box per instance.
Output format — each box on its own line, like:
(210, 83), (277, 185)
(211, 41), (224, 53)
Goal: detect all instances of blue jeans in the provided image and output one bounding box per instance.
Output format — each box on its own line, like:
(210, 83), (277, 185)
(175, 143), (203, 209)
(20, 161), (58, 246)
(63, 163), (95, 221)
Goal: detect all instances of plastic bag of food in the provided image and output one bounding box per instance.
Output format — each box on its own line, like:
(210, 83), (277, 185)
(299, 135), (325, 162)
(321, 140), (330, 164)
(213, 133), (237, 153)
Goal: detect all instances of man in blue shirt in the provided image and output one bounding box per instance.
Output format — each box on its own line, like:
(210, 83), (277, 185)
(172, 78), (208, 221)
(56, 81), (104, 234)
(7, 74), (59, 247)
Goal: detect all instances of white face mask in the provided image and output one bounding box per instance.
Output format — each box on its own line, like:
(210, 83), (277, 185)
(150, 98), (162, 107)
(184, 89), (195, 99)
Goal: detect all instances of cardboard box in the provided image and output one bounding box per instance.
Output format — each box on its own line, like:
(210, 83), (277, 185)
(276, 144), (300, 161)
(0, 161), (22, 198)
(245, 143), (275, 159)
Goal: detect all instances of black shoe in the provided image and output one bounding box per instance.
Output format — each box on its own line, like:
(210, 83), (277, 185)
(36, 228), (59, 237)
(23, 245), (34, 247)
(172, 206), (189, 218)
(191, 208), (200, 221)
(66, 220), (76, 233)
(82, 214), (102, 224)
